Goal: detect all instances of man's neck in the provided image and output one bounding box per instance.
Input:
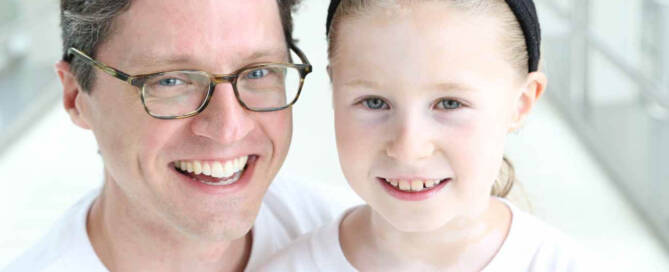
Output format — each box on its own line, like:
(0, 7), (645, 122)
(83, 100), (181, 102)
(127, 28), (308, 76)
(87, 179), (253, 272)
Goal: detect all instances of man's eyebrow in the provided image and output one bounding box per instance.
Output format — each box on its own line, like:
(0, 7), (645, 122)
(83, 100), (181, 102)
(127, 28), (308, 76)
(241, 47), (290, 63)
(128, 47), (290, 71)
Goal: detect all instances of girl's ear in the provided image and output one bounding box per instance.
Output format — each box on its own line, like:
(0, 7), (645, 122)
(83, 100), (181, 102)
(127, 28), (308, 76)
(509, 71), (547, 133)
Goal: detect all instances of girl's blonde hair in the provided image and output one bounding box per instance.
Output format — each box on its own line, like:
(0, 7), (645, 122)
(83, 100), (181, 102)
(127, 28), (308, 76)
(327, 0), (529, 198)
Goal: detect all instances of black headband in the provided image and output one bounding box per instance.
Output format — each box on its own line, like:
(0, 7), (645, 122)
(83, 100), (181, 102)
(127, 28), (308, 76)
(325, 0), (541, 72)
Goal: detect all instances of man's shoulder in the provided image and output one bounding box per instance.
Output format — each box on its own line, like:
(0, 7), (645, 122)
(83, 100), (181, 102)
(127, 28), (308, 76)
(261, 175), (361, 236)
(2, 190), (106, 272)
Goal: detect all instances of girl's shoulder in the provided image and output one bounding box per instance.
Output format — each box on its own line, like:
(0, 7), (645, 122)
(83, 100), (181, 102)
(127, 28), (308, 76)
(256, 207), (360, 272)
(484, 198), (604, 272)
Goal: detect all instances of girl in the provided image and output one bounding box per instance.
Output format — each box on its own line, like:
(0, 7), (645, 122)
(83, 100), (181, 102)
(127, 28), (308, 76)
(262, 0), (590, 271)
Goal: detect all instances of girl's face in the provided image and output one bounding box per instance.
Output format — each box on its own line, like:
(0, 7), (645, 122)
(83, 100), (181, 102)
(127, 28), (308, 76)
(331, 2), (534, 232)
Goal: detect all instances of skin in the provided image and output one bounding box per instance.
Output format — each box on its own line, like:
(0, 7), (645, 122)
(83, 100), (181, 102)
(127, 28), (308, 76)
(55, 0), (292, 271)
(330, 2), (546, 271)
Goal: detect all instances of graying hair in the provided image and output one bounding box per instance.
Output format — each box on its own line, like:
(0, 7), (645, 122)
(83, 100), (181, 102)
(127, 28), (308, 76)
(61, 0), (301, 92)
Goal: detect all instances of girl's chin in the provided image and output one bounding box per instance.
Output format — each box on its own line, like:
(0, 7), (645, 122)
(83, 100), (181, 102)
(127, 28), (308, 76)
(374, 208), (458, 233)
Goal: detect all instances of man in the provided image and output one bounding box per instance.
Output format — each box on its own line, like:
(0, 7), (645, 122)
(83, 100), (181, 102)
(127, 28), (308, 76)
(4, 0), (350, 271)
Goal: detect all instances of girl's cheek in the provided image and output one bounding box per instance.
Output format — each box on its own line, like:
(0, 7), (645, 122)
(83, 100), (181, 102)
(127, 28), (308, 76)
(432, 108), (478, 132)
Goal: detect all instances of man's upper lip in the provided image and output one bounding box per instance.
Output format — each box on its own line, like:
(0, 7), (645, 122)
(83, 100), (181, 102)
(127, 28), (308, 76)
(173, 154), (254, 162)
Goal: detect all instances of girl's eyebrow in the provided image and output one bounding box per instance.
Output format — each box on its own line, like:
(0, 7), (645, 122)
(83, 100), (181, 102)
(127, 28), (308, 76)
(432, 82), (474, 92)
(342, 79), (380, 89)
(341, 80), (474, 92)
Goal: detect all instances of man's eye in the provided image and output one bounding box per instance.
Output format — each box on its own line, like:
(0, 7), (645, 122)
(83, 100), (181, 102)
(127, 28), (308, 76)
(246, 68), (270, 79)
(436, 99), (462, 110)
(158, 78), (185, 87)
(362, 97), (389, 110)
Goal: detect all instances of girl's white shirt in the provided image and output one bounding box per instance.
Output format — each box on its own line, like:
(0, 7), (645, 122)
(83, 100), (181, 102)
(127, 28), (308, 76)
(259, 198), (602, 272)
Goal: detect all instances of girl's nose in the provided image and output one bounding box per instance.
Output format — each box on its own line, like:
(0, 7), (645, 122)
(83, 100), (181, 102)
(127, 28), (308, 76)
(385, 111), (436, 162)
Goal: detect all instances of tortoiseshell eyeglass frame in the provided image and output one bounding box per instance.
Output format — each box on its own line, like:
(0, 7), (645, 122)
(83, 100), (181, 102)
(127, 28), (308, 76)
(63, 44), (312, 119)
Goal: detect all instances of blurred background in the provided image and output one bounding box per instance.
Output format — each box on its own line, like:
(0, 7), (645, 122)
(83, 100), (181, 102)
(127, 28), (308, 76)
(0, 0), (668, 270)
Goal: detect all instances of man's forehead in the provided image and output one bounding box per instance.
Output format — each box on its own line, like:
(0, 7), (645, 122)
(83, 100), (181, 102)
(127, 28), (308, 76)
(103, 0), (287, 70)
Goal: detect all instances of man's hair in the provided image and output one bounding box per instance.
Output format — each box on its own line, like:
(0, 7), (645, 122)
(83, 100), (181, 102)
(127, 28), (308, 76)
(61, 0), (301, 92)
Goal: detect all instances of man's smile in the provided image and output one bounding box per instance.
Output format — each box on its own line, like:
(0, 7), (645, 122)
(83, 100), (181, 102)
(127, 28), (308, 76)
(174, 155), (255, 186)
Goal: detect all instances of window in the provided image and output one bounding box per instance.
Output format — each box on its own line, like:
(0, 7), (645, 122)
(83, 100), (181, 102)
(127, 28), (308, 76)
(539, 0), (669, 246)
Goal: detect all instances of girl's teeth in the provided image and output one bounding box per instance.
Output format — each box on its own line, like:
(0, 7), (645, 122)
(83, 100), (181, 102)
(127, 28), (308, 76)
(411, 180), (423, 191)
(398, 180), (411, 191)
(386, 178), (444, 192)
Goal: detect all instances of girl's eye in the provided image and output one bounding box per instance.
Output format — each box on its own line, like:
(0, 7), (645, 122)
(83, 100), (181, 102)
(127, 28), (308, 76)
(158, 78), (185, 87)
(362, 97), (389, 110)
(436, 99), (462, 110)
(246, 68), (270, 79)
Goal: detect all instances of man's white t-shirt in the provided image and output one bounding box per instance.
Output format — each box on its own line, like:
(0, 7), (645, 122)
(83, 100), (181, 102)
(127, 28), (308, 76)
(2, 176), (361, 272)
(259, 199), (598, 272)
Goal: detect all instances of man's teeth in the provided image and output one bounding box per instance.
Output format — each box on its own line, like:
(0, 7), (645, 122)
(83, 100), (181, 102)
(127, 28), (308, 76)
(175, 156), (248, 179)
(386, 178), (444, 192)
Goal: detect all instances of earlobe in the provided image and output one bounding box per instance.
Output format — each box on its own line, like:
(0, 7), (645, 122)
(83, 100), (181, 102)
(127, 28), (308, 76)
(55, 61), (91, 130)
(327, 65), (335, 110)
(326, 65), (333, 83)
(509, 72), (547, 133)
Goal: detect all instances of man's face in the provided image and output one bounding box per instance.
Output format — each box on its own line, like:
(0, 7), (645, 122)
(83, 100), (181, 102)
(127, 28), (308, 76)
(75, 0), (292, 239)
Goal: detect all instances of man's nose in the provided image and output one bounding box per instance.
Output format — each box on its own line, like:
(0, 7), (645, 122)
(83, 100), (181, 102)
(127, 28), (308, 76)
(190, 82), (255, 143)
(385, 111), (436, 162)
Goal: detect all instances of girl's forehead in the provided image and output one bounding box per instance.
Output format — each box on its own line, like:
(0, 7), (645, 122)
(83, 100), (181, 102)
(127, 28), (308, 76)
(332, 4), (513, 84)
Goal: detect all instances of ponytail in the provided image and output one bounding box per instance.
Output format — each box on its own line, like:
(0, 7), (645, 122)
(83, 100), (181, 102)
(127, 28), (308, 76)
(491, 156), (515, 197)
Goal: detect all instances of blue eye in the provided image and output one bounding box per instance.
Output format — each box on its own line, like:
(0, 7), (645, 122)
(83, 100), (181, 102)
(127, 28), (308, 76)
(246, 68), (270, 79)
(158, 78), (184, 87)
(436, 99), (462, 110)
(362, 97), (389, 110)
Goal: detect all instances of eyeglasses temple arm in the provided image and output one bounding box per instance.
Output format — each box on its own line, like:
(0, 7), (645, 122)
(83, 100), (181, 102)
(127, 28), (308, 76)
(65, 47), (135, 83)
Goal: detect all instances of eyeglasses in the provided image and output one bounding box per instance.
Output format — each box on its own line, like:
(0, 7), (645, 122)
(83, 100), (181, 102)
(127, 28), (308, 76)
(64, 45), (312, 119)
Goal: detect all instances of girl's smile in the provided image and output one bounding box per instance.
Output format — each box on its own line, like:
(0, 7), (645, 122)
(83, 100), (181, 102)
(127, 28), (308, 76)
(377, 176), (452, 201)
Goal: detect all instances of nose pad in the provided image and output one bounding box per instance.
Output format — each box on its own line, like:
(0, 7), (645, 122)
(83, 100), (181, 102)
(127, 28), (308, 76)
(190, 82), (254, 143)
(384, 117), (436, 162)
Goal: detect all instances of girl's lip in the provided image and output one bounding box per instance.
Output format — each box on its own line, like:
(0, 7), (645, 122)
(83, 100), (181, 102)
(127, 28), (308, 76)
(381, 177), (447, 181)
(377, 177), (450, 201)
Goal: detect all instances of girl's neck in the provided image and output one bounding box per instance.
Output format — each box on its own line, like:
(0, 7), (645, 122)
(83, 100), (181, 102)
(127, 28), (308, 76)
(340, 197), (512, 272)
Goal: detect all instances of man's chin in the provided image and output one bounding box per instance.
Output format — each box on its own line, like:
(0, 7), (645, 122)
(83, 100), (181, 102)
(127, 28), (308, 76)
(169, 208), (260, 241)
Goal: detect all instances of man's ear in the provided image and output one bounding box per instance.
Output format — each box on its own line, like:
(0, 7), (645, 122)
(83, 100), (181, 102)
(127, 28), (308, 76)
(55, 60), (91, 130)
(509, 71), (547, 133)
(327, 65), (336, 110)
(327, 65), (333, 83)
